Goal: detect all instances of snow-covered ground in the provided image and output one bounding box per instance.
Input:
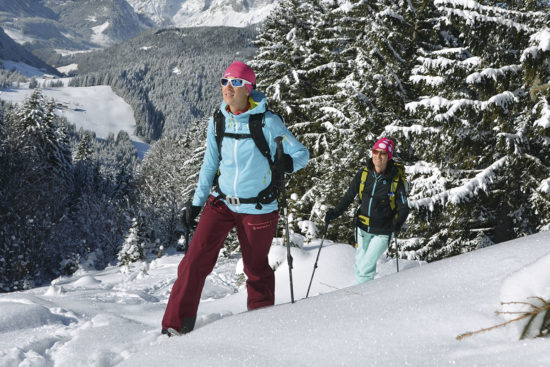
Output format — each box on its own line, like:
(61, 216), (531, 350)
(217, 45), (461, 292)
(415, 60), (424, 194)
(0, 231), (549, 366)
(56, 64), (79, 74)
(1, 28), (38, 47)
(0, 60), (53, 78)
(0, 81), (149, 159)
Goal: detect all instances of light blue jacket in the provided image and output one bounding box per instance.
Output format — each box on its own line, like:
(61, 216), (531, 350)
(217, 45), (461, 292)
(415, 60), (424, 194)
(192, 90), (310, 214)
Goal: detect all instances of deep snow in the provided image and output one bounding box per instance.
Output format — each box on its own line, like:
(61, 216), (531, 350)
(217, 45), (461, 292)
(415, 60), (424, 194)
(0, 231), (549, 366)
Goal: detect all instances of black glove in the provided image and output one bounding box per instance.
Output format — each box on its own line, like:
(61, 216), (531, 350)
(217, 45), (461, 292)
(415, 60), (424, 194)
(274, 153), (293, 174)
(182, 201), (201, 228)
(325, 208), (339, 223)
(272, 153), (293, 189)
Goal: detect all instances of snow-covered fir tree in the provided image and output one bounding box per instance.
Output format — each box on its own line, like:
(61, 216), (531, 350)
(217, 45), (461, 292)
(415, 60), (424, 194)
(0, 93), (141, 290)
(134, 118), (207, 250)
(0, 90), (73, 290)
(253, 0), (419, 243)
(252, 0), (550, 259)
(117, 218), (145, 266)
(390, 0), (550, 260)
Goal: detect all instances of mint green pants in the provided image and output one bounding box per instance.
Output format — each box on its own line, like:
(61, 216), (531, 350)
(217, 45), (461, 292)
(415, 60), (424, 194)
(355, 228), (391, 284)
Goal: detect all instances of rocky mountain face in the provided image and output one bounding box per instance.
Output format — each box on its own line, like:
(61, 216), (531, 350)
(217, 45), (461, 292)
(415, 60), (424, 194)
(126, 0), (278, 27)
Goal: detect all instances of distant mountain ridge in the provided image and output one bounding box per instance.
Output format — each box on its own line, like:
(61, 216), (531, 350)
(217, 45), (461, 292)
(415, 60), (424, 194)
(0, 0), (275, 67)
(0, 0), (150, 65)
(126, 0), (278, 27)
(0, 0), (276, 53)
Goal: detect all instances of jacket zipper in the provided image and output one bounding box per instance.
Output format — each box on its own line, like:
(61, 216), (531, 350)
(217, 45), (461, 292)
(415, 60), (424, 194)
(367, 173), (381, 232)
(233, 116), (239, 204)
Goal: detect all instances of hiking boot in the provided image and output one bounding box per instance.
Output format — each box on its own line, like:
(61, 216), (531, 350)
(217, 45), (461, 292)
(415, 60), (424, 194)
(161, 317), (196, 337)
(161, 328), (183, 337)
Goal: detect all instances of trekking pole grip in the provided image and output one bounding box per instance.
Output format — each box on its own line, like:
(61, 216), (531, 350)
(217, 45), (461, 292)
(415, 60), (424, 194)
(274, 136), (286, 203)
(274, 136), (284, 161)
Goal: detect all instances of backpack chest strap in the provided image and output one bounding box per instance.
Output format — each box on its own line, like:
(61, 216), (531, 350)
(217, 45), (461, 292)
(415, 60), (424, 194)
(223, 132), (252, 140)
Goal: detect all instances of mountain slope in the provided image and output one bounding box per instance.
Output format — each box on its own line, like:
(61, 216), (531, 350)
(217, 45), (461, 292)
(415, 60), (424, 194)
(121, 232), (550, 366)
(0, 0), (56, 18)
(0, 27), (59, 75)
(63, 26), (257, 140)
(46, 0), (149, 47)
(0, 0), (276, 66)
(0, 0), (150, 65)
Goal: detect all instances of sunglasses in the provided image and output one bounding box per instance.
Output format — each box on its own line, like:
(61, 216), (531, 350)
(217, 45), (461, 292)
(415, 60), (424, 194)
(220, 78), (252, 88)
(373, 150), (388, 157)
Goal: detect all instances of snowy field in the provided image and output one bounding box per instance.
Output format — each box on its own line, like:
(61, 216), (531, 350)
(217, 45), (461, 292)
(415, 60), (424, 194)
(0, 231), (549, 366)
(0, 77), (149, 159)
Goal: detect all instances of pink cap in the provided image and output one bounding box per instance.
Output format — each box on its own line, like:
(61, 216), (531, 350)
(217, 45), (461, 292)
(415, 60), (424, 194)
(372, 138), (394, 160)
(223, 61), (255, 95)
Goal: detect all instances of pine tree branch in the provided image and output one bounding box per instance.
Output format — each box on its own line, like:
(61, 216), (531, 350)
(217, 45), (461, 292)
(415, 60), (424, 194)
(457, 299), (550, 341)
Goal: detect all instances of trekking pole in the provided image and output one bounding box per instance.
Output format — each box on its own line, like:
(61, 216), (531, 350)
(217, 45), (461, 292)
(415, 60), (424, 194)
(184, 225), (190, 253)
(393, 233), (399, 273)
(275, 137), (294, 304)
(305, 222), (329, 299)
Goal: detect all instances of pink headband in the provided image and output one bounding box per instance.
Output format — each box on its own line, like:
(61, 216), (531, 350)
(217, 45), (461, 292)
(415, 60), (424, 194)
(223, 61), (255, 95)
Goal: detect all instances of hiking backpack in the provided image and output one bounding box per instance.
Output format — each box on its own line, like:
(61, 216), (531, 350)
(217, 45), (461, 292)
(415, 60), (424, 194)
(212, 108), (281, 208)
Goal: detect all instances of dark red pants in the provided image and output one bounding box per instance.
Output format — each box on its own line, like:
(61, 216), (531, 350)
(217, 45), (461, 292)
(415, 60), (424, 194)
(162, 196), (279, 331)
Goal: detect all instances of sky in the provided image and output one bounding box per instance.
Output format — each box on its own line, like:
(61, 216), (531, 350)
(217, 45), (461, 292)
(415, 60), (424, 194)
(0, 228), (549, 366)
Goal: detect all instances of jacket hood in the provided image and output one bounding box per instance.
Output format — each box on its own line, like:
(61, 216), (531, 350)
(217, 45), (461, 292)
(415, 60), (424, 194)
(219, 89), (267, 120)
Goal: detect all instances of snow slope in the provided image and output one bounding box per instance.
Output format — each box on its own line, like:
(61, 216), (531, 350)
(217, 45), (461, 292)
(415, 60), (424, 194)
(0, 82), (149, 159)
(0, 231), (549, 366)
(0, 60), (55, 78)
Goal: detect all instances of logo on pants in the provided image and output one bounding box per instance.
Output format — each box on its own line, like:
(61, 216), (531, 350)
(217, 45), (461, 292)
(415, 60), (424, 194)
(248, 221), (272, 231)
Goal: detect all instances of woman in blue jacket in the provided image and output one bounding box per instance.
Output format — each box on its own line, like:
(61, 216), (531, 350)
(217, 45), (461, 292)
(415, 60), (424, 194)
(162, 61), (309, 336)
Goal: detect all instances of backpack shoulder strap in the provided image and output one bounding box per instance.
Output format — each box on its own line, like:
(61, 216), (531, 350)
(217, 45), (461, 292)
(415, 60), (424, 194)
(389, 162), (406, 211)
(358, 166), (369, 200)
(392, 162), (406, 189)
(249, 112), (273, 167)
(213, 108), (225, 162)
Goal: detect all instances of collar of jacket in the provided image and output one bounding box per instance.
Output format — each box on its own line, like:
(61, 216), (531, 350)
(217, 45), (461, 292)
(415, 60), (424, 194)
(220, 90), (266, 121)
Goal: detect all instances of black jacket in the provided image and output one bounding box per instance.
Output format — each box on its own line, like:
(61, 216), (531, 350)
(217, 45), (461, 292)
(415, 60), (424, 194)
(333, 160), (409, 235)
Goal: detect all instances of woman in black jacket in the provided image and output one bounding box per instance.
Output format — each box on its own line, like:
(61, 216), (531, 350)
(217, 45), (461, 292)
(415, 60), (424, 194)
(325, 138), (409, 283)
